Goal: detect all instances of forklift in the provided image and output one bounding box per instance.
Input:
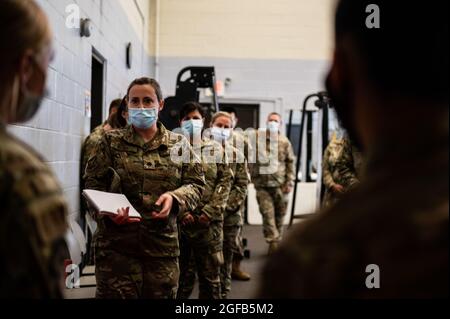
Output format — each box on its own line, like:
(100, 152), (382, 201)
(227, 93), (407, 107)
(159, 66), (220, 129)
(286, 92), (333, 226)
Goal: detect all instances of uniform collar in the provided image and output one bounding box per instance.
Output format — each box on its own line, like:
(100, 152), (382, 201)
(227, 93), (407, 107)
(123, 121), (169, 151)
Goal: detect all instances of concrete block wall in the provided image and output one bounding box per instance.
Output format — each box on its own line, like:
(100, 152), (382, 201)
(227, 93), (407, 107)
(7, 0), (153, 221)
(157, 0), (334, 60)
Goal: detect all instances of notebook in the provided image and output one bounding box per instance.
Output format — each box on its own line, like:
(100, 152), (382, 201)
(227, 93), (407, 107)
(82, 189), (141, 218)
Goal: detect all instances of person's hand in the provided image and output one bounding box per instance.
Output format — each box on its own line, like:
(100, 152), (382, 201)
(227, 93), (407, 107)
(332, 184), (345, 194)
(152, 193), (173, 219)
(181, 213), (195, 226)
(110, 207), (141, 225)
(198, 213), (210, 226)
(282, 184), (293, 194)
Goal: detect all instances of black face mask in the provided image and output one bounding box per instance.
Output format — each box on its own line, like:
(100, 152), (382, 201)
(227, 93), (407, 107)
(325, 72), (364, 151)
(16, 87), (46, 123)
(13, 58), (47, 124)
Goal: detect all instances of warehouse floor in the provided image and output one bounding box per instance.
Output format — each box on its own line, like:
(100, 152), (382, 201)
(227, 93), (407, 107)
(64, 225), (295, 299)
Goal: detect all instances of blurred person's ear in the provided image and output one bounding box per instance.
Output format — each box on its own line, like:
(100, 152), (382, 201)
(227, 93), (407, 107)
(19, 49), (47, 96)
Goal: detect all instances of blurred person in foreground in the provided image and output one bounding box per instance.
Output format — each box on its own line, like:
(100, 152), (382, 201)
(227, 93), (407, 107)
(0, 0), (68, 298)
(258, 0), (448, 298)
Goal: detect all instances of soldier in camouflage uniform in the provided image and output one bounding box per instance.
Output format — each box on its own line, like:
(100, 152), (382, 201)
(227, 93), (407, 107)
(259, 0), (448, 298)
(322, 135), (363, 208)
(338, 136), (363, 185)
(83, 98), (120, 152)
(81, 98), (126, 177)
(176, 102), (232, 299)
(84, 78), (205, 299)
(220, 106), (252, 281)
(0, 0), (68, 298)
(208, 112), (250, 299)
(222, 144), (249, 298)
(250, 113), (295, 255)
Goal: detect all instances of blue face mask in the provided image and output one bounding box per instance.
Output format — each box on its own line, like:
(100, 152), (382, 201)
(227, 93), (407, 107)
(181, 119), (203, 136)
(128, 107), (158, 129)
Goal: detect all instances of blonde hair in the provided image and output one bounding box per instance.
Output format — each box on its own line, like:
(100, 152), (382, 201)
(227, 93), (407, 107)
(211, 111), (232, 125)
(0, 0), (51, 121)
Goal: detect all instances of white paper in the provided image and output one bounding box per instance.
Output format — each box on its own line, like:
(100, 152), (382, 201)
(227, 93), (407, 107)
(82, 189), (141, 218)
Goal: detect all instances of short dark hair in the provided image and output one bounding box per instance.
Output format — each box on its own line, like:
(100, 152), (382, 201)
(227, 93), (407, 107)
(268, 112), (282, 120)
(335, 0), (448, 103)
(220, 106), (237, 116)
(179, 101), (206, 121)
(107, 96), (128, 129)
(109, 98), (122, 114)
(126, 77), (163, 102)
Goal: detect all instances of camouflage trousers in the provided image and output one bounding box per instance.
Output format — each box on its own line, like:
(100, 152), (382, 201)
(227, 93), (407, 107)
(220, 225), (240, 299)
(177, 223), (224, 299)
(95, 249), (179, 299)
(232, 225), (245, 260)
(255, 187), (289, 243)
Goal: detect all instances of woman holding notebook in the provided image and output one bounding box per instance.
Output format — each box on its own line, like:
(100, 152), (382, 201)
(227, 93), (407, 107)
(84, 77), (205, 299)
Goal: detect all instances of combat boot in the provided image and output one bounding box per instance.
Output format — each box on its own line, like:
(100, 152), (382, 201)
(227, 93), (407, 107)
(231, 259), (251, 281)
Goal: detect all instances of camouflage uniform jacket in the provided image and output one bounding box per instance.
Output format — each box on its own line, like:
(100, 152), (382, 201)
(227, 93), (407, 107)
(84, 122), (205, 258)
(0, 126), (68, 298)
(337, 137), (363, 188)
(250, 130), (295, 188)
(323, 137), (363, 191)
(223, 143), (250, 227)
(180, 138), (233, 253)
(189, 138), (233, 221)
(231, 129), (252, 162)
(322, 137), (345, 190)
(81, 123), (105, 179)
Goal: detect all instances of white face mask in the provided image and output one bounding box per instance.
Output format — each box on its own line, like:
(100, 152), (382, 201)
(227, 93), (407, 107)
(267, 121), (280, 132)
(211, 127), (231, 142)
